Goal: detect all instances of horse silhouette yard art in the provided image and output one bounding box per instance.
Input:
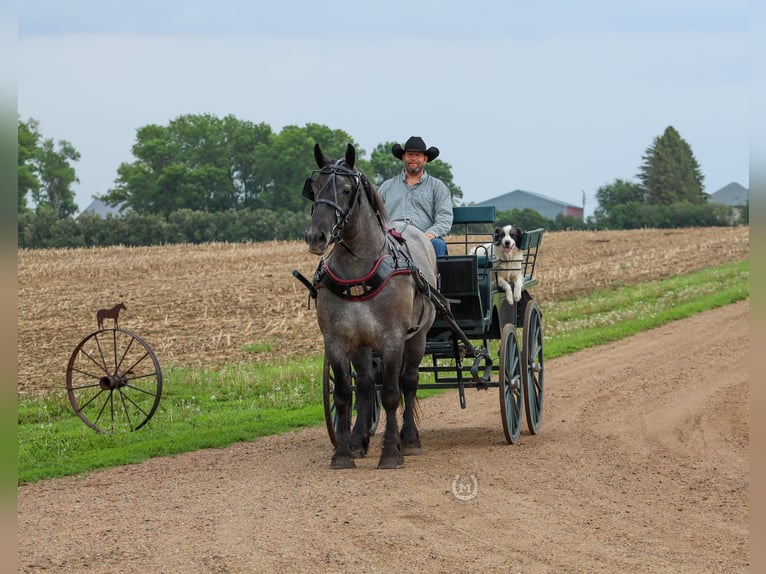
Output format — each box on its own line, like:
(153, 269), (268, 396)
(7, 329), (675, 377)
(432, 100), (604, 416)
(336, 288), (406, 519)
(96, 302), (127, 330)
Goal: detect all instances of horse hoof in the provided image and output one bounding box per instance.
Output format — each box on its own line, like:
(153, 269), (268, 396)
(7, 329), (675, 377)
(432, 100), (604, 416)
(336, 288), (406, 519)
(350, 439), (369, 459)
(377, 456), (404, 469)
(330, 456), (356, 470)
(401, 444), (422, 456)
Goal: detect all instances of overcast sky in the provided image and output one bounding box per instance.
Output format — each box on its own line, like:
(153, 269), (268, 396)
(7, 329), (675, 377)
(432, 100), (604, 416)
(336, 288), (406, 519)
(17, 0), (749, 216)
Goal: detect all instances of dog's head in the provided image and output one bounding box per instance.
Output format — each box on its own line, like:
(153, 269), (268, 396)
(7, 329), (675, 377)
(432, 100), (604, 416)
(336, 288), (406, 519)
(493, 224), (523, 252)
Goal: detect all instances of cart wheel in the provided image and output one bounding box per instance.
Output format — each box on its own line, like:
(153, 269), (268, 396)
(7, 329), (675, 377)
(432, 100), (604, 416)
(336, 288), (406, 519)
(498, 323), (523, 444)
(522, 300), (544, 435)
(66, 328), (162, 433)
(322, 354), (381, 447)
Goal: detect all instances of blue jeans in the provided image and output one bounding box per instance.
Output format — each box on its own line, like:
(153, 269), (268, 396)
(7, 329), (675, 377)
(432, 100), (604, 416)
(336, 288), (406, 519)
(431, 237), (448, 257)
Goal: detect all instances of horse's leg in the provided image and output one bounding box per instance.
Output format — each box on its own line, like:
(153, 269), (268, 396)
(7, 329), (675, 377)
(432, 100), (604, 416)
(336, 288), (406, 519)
(400, 334), (426, 456)
(328, 352), (356, 470)
(378, 349), (405, 469)
(349, 348), (372, 458)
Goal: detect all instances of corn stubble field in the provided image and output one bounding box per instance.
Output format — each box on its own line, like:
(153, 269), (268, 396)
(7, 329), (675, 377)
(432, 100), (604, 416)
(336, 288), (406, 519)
(17, 226), (749, 397)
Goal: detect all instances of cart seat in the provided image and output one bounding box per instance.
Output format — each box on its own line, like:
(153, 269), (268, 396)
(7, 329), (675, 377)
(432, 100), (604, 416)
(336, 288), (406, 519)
(429, 254), (492, 340)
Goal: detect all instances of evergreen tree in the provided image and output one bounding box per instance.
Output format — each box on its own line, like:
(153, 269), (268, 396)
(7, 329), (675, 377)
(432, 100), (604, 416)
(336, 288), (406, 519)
(638, 126), (706, 205)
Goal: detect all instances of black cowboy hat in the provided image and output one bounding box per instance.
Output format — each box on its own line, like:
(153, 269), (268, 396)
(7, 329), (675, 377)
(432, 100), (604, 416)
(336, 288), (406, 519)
(391, 136), (440, 162)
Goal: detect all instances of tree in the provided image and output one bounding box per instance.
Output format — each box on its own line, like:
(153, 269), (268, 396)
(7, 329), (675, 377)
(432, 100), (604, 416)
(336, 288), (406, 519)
(104, 116), (360, 215)
(638, 126), (706, 205)
(495, 208), (551, 231)
(369, 141), (464, 205)
(18, 117), (80, 218)
(251, 123), (362, 213)
(36, 138), (81, 218)
(593, 178), (646, 222)
(18, 118), (41, 213)
(369, 142), (402, 184)
(106, 114), (274, 215)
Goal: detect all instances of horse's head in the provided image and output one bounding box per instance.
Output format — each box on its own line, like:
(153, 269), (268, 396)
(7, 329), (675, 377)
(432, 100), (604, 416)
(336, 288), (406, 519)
(303, 143), (367, 255)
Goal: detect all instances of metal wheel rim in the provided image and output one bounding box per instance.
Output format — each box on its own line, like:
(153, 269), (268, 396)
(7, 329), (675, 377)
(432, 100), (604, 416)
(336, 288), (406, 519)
(498, 324), (523, 444)
(522, 301), (544, 435)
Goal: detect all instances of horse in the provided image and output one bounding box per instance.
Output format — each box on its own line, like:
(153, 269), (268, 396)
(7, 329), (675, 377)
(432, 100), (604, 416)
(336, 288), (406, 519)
(304, 143), (438, 469)
(97, 302), (126, 329)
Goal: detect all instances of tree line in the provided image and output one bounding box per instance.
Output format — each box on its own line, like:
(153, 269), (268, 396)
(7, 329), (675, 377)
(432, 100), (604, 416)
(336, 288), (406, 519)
(17, 117), (745, 249)
(592, 126), (746, 229)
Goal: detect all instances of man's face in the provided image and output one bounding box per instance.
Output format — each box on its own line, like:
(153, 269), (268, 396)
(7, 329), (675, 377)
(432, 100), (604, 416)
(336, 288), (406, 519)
(403, 150), (427, 175)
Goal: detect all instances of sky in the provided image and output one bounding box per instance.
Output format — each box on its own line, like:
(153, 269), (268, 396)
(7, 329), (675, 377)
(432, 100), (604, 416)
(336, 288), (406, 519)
(17, 0), (750, 217)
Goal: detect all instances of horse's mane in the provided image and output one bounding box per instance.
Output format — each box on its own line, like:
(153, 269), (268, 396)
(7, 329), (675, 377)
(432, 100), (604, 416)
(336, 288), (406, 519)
(360, 171), (388, 223)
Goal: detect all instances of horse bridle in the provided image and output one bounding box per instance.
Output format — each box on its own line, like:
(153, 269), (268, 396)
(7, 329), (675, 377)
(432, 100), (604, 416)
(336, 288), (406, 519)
(303, 160), (373, 248)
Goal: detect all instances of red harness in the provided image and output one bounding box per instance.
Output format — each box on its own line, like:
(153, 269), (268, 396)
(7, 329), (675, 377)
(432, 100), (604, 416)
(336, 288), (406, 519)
(311, 228), (415, 301)
(314, 254), (412, 301)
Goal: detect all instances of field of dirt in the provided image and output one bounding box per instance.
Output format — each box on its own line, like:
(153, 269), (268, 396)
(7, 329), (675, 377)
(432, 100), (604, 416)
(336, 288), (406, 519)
(17, 300), (750, 572)
(17, 226), (749, 396)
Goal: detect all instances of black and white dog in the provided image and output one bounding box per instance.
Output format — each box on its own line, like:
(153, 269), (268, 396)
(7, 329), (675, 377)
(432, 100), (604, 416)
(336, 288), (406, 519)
(472, 224), (524, 303)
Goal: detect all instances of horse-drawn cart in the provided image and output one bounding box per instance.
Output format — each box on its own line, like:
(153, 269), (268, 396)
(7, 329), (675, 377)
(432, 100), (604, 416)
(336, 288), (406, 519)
(297, 144), (545, 468)
(421, 206), (544, 443)
(314, 205), (545, 446)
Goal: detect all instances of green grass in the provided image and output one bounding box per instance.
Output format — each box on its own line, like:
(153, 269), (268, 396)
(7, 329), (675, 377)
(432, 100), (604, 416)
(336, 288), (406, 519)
(17, 260), (749, 484)
(543, 260), (749, 359)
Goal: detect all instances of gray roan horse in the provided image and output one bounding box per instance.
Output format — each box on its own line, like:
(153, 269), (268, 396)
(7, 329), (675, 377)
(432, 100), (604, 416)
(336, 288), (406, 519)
(304, 143), (437, 469)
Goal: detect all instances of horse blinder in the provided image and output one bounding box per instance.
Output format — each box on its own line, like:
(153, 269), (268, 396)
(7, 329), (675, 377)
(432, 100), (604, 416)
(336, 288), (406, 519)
(302, 177), (315, 202)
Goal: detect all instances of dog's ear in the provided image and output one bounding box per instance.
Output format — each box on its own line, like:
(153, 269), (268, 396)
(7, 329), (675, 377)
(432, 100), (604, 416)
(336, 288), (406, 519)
(493, 227), (501, 244)
(512, 226), (524, 243)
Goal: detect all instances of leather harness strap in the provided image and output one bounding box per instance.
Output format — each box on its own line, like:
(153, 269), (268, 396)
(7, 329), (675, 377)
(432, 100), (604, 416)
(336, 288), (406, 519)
(312, 228), (434, 304)
(313, 253), (411, 301)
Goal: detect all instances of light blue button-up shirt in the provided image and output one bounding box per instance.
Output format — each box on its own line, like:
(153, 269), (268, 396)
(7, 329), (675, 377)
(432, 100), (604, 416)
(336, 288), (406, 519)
(378, 171), (453, 237)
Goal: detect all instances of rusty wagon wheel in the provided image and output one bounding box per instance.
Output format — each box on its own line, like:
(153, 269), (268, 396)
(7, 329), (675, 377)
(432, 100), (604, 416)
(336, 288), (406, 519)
(498, 323), (523, 444)
(322, 354), (381, 447)
(66, 328), (162, 433)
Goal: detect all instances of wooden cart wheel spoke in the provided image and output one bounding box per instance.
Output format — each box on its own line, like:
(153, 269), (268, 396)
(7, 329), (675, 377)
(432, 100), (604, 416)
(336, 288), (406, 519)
(66, 328), (162, 433)
(498, 324), (523, 444)
(522, 300), (544, 435)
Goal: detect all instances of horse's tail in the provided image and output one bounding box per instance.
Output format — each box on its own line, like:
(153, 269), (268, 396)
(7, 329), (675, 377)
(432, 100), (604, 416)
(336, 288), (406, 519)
(409, 395), (422, 424)
(398, 385), (422, 424)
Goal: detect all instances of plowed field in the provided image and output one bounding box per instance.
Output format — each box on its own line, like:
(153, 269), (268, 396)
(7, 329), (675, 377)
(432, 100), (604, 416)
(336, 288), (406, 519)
(18, 226), (749, 396)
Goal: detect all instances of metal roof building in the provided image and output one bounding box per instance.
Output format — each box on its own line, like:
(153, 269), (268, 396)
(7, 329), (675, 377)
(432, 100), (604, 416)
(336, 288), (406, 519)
(474, 189), (583, 221)
(708, 182), (748, 207)
(80, 199), (128, 218)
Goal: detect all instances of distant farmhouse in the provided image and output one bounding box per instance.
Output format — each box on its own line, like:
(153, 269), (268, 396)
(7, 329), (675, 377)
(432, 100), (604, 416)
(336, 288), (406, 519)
(708, 182), (748, 207)
(474, 189), (584, 221)
(80, 199), (128, 218)
(708, 182), (748, 224)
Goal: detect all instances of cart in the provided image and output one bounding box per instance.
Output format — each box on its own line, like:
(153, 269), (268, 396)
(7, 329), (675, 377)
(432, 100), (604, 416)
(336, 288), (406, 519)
(322, 205), (545, 445)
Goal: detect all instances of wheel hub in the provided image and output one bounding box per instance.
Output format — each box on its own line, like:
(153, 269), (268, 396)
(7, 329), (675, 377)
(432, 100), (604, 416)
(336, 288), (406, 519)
(99, 374), (126, 390)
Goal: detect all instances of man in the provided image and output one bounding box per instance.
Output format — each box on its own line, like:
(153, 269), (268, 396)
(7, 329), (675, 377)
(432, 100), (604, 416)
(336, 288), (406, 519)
(378, 136), (453, 256)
